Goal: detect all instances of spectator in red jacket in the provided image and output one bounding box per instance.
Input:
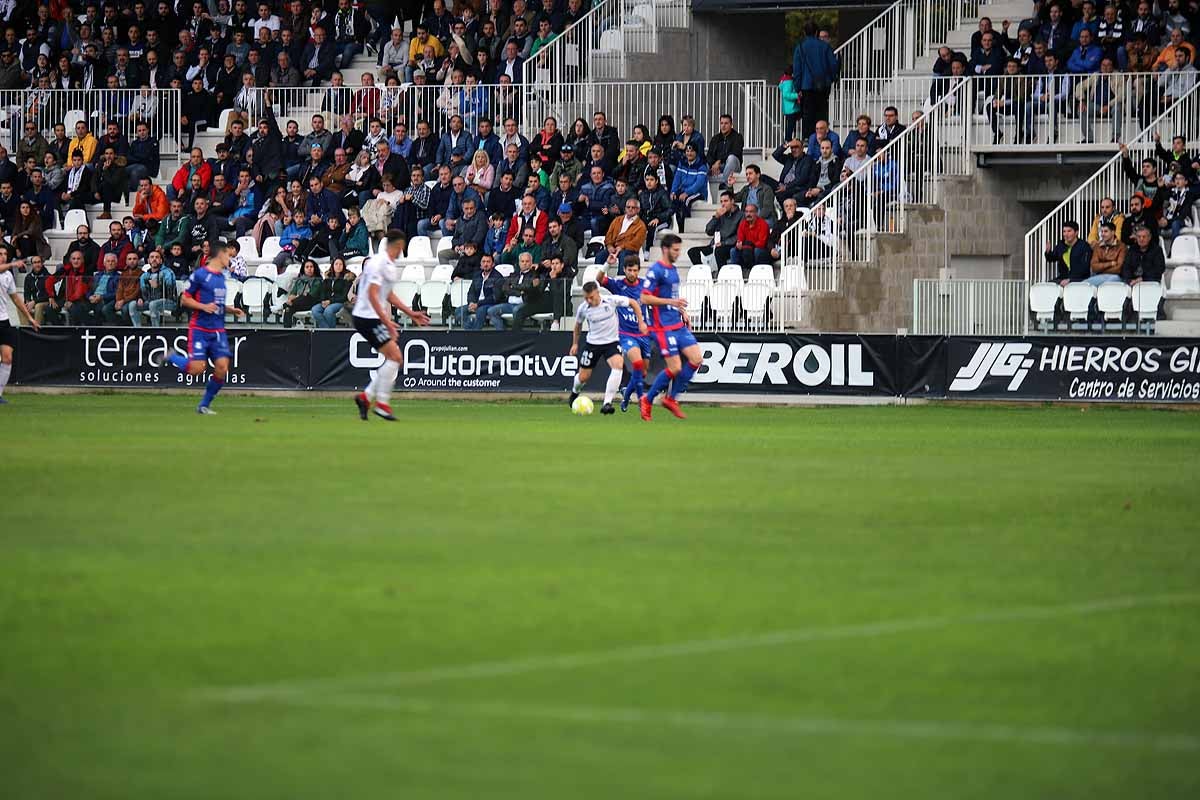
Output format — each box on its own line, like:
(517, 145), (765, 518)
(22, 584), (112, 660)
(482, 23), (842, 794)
(505, 193), (548, 246)
(98, 221), (135, 274)
(730, 202), (771, 272)
(169, 149), (214, 202)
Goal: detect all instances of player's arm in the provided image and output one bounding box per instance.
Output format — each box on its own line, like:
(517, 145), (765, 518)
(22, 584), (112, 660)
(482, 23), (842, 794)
(179, 290), (217, 314)
(640, 289), (685, 310)
(8, 291), (38, 331)
(385, 290), (431, 326)
(629, 299), (648, 334)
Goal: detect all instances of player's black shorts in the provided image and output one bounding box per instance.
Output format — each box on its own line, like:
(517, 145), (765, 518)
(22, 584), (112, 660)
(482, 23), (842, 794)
(353, 315), (394, 350)
(0, 320), (15, 348)
(580, 340), (620, 369)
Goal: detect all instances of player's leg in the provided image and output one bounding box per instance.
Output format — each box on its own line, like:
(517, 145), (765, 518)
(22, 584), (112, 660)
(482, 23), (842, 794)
(0, 342), (13, 403)
(198, 333), (233, 413)
(601, 352), (623, 414)
(620, 340), (646, 412)
(661, 337), (702, 420)
(569, 365), (593, 406)
(370, 340), (403, 421)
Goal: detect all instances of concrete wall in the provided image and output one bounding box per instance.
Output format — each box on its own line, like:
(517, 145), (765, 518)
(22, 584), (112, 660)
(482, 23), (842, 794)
(805, 205), (948, 333)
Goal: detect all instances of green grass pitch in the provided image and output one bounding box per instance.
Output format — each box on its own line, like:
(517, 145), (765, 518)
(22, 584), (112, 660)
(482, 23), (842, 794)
(3, 394), (1200, 799)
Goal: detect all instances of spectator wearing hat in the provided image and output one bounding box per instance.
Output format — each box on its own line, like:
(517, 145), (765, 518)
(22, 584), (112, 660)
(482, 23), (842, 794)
(1122, 192), (1160, 251)
(549, 142), (582, 188)
(557, 201), (586, 248)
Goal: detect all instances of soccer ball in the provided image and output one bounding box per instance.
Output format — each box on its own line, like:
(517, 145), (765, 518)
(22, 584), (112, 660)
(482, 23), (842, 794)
(571, 396), (595, 416)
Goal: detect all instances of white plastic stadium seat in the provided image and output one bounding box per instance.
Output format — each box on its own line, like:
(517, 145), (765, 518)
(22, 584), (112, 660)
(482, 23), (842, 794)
(420, 280), (449, 325)
(236, 235), (259, 259)
(406, 236), (436, 265)
(1062, 282), (1095, 330)
(709, 274), (740, 330)
(239, 277), (272, 323)
(1096, 282), (1130, 331)
(1028, 282), (1062, 331)
(598, 29), (623, 53)
(259, 237), (283, 264)
(436, 236), (454, 255)
(217, 108), (236, 134)
(400, 262), (427, 283)
(715, 264), (743, 284)
(1167, 234), (1199, 267)
(578, 264), (604, 287)
(1133, 281), (1164, 332)
(679, 281), (709, 328)
(448, 279), (471, 327)
(779, 264), (806, 292)
(1167, 265), (1200, 297)
(63, 109), (86, 134)
(62, 208), (88, 233)
(429, 263), (454, 282)
(392, 280), (420, 322)
(254, 263), (276, 279)
(685, 261), (712, 284)
(747, 264), (776, 286)
(495, 263), (514, 277)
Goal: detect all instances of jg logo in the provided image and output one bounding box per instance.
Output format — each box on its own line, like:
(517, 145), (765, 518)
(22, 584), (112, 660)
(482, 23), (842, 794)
(950, 342), (1036, 392)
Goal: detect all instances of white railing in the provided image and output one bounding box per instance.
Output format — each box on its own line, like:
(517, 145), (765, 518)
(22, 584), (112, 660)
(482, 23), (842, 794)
(1024, 80), (1200, 284)
(525, 0), (690, 88)
(522, 81), (778, 151)
(834, 0), (984, 83)
(1, 88), (182, 171)
(913, 278), (1028, 334)
(969, 72), (1164, 150)
(829, 76), (961, 132)
(780, 82), (972, 297)
(681, 278), (795, 333)
(243, 82), (778, 152)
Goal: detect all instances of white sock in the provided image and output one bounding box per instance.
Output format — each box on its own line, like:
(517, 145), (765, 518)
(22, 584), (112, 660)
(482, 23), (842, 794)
(572, 376), (584, 394)
(363, 372), (377, 401)
(603, 368), (621, 405)
(0, 362), (10, 396)
(376, 359), (400, 406)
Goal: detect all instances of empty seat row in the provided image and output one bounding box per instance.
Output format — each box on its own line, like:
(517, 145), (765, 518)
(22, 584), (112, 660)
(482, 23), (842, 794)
(1029, 281), (1163, 333)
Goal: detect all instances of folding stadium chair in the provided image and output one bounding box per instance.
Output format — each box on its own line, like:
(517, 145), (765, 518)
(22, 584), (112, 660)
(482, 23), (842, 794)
(1132, 281), (1164, 334)
(1028, 282), (1062, 332)
(1062, 283), (1096, 332)
(1166, 265), (1200, 298)
(420, 280), (449, 326)
(1167, 235), (1199, 267)
(1096, 282), (1130, 332)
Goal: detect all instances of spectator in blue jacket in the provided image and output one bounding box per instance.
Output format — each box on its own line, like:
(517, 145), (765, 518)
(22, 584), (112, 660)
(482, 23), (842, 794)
(443, 174), (483, 236)
(475, 118), (503, 168)
(458, 253), (504, 329)
(82, 252), (122, 324)
(436, 114), (477, 177)
(841, 115), (880, 158)
(806, 119), (842, 160)
(1070, 2), (1101, 44)
(792, 21), (839, 140)
(578, 165), (615, 236)
(1067, 29), (1103, 74)
(419, 165), (455, 237)
(670, 144), (709, 230)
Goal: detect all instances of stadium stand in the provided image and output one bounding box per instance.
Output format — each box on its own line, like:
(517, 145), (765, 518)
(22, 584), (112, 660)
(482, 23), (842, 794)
(3, 0), (1199, 338)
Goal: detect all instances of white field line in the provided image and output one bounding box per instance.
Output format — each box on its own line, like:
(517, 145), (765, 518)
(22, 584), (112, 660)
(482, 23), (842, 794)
(236, 693), (1200, 753)
(200, 593), (1200, 702)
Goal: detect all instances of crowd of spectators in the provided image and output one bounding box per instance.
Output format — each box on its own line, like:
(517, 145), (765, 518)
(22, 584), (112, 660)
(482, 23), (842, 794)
(927, 0), (1199, 143)
(1042, 128), (1198, 316)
